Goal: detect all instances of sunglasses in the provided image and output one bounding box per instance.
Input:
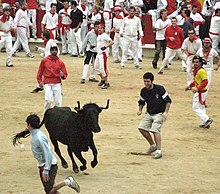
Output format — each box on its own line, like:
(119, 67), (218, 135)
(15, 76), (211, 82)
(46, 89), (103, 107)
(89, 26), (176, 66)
(188, 33), (194, 34)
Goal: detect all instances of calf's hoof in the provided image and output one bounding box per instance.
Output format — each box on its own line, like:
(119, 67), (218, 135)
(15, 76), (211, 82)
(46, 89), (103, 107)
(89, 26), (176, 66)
(91, 160), (98, 168)
(80, 165), (87, 171)
(73, 167), (79, 173)
(62, 163), (68, 169)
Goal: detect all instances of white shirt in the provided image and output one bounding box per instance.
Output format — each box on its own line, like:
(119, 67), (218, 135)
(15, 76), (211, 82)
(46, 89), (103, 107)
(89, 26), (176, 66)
(213, 2), (220, 10)
(176, 14), (185, 26)
(97, 33), (112, 54)
(0, 15), (14, 36)
(90, 13), (101, 28)
(181, 37), (202, 59)
(209, 15), (220, 34)
(202, 0), (215, 16)
(190, 12), (204, 35)
(38, 39), (60, 57)
(59, 8), (72, 25)
(196, 48), (219, 70)
(155, 18), (171, 40)
(14, 9), (32, 28)
(104, 0), (114, 11)
(120, 15), (143, 37)
(41, 12), (58, 29)
(113, 16), (124, 32)
(78, 4), (90, 27)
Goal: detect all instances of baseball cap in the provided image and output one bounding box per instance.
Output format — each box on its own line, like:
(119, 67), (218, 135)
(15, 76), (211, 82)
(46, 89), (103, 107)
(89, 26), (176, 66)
(203, 38), (212, 43)
(3, 5), (12, 11)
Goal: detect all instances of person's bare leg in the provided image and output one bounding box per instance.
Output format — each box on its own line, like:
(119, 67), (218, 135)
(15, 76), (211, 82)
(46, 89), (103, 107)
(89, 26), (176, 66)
(49, 182), (65, 194)
(139, 128), (154, 145)
(153, 132), (161, 150)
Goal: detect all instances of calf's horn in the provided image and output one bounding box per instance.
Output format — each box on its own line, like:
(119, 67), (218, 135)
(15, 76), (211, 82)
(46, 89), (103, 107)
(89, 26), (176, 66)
(100, 99), (110, 110)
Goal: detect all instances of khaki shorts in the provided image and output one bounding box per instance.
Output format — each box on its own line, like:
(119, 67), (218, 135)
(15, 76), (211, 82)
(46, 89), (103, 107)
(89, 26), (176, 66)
(138, 113), (165, 133)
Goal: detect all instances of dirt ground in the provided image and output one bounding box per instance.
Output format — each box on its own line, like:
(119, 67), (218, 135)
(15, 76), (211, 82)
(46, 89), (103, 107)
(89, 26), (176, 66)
(0, 50), (220, 194)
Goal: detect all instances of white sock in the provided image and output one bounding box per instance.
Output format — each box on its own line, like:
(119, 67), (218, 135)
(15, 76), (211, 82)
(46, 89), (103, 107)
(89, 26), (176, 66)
(151, 144), (156, 148)
(156, 150), (161, 154)
(64, 178), (70, 186)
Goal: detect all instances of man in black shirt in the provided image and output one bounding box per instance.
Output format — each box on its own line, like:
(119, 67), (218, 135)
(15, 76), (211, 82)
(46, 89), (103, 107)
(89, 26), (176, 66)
(137, 72), (171, 159)
(69, 1), (83, 57)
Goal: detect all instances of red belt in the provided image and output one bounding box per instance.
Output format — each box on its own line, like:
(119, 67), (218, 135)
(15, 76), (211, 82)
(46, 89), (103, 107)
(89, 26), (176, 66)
(17, 25), (26, 28)
(61, 24), (70, 35)
(104, 10), (112, 19)
(209, 31), (219, 36)
(46, 28), (56, 39)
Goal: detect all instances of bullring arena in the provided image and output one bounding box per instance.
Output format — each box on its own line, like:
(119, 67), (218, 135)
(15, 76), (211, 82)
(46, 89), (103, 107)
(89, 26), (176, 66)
(1, 46), (220, 194)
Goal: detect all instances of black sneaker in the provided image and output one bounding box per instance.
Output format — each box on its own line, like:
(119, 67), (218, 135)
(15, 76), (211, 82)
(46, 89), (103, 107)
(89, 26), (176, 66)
(89, 78), (99, 82)
(152, 62), (157, 69)
(31, 87), (43, 93)
(204, 118), (213, 128)
(199, 124), (210, 129)
(101, 83), (110, 89)
(98, 80), (105, 86)
(80, 79), (85, 84)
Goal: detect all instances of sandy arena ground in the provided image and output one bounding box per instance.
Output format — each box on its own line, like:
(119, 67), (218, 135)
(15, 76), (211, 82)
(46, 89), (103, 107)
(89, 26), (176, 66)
(0, 50), (220, 194)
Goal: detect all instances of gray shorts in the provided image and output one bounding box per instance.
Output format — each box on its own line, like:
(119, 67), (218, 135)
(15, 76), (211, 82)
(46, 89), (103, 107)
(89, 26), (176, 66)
(138, 113), (165, 133)
(39, 164), (58, 194)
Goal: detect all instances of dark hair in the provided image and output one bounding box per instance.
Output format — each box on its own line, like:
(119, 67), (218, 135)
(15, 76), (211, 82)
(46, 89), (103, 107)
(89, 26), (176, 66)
(94, 21), (101, 26)
(71, 1), (78, 6)
(42, 30), (50, 39)
(129, 6), (136, 11)
(50, 3), (57, 8)
(26, 114), (40, 129)
(192, 55), (207, 66)
(50, 46), (58, 51)
(188, 28), (195, 33)
(215, 9), (220, 14)
(185, 9), (191, 17)
(143, 72), (154, 81)
(192, 5), (198, 9)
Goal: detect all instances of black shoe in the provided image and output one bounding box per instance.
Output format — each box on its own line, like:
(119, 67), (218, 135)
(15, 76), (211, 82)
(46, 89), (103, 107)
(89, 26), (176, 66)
(152, 62), (157, 69)
(80, 79), (85, 84)
(6, 64), (14, 67)
(204, 118), (213, 128)
(101, 83), (110, 89)
(31, 87), (43, 93)
(98, 80), (105, 86)
(199, 124), (210, 129)
(89, 78), (99, 82)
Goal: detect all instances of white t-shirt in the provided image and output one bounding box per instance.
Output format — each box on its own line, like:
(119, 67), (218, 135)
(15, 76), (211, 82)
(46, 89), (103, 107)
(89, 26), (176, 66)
(209, 15), (220, 34)
(190, 12), (204, 35)
(58, 8), (72, 25)
(97, 33), (112, 54)
(155, 18), (171, 40)
(0, 16), (14, 37)
(196, 48), (219, 70)
(181, 38), (202, 59)
(41, 12), (58, 29)
(104, 0), (114, 11)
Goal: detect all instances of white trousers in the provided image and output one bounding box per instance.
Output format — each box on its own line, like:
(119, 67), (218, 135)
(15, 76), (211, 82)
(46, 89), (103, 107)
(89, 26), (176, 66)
(209, 33), (220, 52)
(61, 29), (70, 54)
(12, 28), (30, 55)
(192, 92), (209, 124)
(159, 48), (186, 72)
(103, 12), (112, 34)
(44, 83), (62, 111)
(94, 52), (108, 77)
(112, 33), (122, 61)
(0, 35), (12, 65)
(121, 35), (139, 67)
(81, 26), (88, 42)
(69, 28), (82, 55)
(186, 56), (194, 85)
(27, 9), (37, 37)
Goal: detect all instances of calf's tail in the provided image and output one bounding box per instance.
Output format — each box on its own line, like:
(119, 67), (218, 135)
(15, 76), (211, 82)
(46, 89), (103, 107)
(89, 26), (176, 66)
(12, 129), (30, 146)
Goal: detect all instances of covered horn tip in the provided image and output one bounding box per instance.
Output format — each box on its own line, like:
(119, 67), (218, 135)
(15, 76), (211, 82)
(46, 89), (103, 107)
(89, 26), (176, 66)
(74, 101), (81, 111)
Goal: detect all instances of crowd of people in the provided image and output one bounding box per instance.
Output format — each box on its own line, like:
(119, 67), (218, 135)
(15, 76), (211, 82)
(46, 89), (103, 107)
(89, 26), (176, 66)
(1, 0), (220, 192)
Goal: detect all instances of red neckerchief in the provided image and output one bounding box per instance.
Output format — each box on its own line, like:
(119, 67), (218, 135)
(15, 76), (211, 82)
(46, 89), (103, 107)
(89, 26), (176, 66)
(193, 65), (203, 76)
(64, 8), (68, 13)
(189, 35), (198, 43)
(115, 15), (123, 19)
(94, 29), (98, 36)
(202, 47), (211, 60)
(50, 11), (55, 16)
(44, 39), (49, 47)
(0, 15), (9, 23)
(81, 4), (86, 11)
(128, 15), (134, 19)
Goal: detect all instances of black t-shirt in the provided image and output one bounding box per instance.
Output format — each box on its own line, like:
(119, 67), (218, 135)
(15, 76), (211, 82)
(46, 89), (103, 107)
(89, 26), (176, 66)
(70, 8), (83, 29)
(138, 84), (172, 115)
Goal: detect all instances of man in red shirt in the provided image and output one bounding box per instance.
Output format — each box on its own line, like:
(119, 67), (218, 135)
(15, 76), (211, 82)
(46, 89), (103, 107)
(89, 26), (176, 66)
(158, 17), (186, 74)
(37, 44), (68, 112)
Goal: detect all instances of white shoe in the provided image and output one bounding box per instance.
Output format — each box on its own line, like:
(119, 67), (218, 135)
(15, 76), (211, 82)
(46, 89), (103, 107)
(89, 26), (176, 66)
(26, 53), (34, 58)
(152, 152), (162, 159)
(65, 176), (80, 193)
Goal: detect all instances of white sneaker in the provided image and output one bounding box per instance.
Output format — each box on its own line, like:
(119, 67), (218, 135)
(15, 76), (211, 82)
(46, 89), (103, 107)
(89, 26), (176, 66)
(65, 176), (80, 193)
(146, 145), (157, 155)
(153, 152), (162, 159)
(26, 53), (34, 58)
